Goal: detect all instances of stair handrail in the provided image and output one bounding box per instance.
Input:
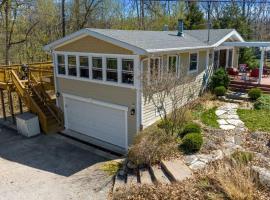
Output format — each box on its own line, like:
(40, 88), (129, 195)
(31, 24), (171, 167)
(10, 70), (26, 97)
(29, 73), (64, 126)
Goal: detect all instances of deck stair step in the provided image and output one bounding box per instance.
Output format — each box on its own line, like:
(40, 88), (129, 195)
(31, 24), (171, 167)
(161, 160), (193, 182)
(139, 168), (153, 185)
(113, 172), (126, 193)
(126, 173), (138, 185)
(150, 165), (170, 184)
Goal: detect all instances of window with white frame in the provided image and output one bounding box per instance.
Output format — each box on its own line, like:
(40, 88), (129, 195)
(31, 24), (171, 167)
(57, 55), (65, 75)
(168, 55), (177, 73)
(79, 56), (89, 78)
(122, 59), (134, 84)
(189, 53), (198, 72)
(92, 57), (103, 80)
(150, 58), (160, 81)
(106, 58), (118, 82)
(68, 55), (77, 76)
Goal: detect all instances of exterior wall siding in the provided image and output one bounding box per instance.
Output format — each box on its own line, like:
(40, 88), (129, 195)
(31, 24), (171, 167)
(56, 78), (137, 146)
(55, 35), (134, 55)
(142, 50), (207, 128)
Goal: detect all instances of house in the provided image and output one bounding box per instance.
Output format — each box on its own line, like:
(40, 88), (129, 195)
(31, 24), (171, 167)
(44, 21), (244, 154)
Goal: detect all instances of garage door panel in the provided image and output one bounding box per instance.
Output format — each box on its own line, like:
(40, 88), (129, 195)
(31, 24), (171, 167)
(65, 97), (127, 148)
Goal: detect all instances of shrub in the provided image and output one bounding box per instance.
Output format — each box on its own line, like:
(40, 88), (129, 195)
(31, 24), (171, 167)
(179, 122), (201, 138)
(181, 132), (203, 153)
(213, 86), (226, 96)
(210, 68), (230, 89)
(157, 119), (173, 130)
(254, 94), (270, 110)
(231, 151), (253, 165)
(248, 88), (262, 100)
(128, 127), (179, 166)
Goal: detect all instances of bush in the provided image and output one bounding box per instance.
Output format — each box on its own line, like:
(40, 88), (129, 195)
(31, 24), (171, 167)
(128, 127), (179, 166)
(248, 88), (262, 100)
(254, 94), (270, 110)
(210, 68), (230, 89)
(181, 132), (203, 153)
(157, 119), (173, 130)
(214, 86), (226, 96)
(179, 122), (201, 138)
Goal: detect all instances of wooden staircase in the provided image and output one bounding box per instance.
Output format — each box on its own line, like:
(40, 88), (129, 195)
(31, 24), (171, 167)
(10, 69), (64, 134)
(229, 79), (270, 94)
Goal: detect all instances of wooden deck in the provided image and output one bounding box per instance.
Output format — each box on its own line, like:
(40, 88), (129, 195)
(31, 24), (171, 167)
(229, 75), (270, 93)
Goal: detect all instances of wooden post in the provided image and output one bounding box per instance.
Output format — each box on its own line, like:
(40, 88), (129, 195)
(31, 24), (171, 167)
(18, 95), (23, 114)
(0, 90), (6, 120)
(8, 90), (15, 123)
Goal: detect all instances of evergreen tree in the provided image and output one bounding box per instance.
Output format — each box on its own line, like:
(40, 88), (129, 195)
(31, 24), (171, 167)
(184, 2), (205, 30)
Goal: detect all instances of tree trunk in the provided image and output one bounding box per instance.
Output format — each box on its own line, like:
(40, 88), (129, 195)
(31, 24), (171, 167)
(62, 0), (66, 37)
(5, 0), (10, 65)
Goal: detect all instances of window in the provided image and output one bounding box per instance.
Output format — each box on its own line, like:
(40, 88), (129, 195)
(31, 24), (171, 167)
(189, 53), (198, 72)
(79, 56), (89, 78)
(57, 55), (65, 75)
(214, 51), (219, 69)
(168, 56), (177, 73)
(122, 59), (134, 84)
(68, 55), (77, 76)
(92, 57), (102, 80)
(106, 58), (118, 82)
(150, 58), (160, 81)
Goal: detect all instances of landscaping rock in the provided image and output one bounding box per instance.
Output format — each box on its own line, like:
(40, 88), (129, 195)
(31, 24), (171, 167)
(217, 119), (228, 125)
(227, 119), (244, 126)
(161, 160), (193, 182)
(189, 160), (206, 170)
(252, 166), (270, 188)
(215, 110), (226, 116)
(184, 155), (198, 166)
(127, 161), (137, 170)
(211, 150), (224, 160)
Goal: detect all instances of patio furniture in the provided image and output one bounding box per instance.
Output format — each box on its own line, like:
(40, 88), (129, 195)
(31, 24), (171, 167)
(227, 67), (239, 76)
(239, 64), (248, 73)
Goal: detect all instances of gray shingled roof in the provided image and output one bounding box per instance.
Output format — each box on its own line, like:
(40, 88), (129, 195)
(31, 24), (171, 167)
(45, 28), (243, 54)
(87, 28), (236, 51)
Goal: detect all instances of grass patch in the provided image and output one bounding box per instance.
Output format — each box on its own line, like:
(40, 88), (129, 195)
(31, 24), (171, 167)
(201, 107), (219, 128)
(237, 109), (270, 132)
(100, 160), (123, 176)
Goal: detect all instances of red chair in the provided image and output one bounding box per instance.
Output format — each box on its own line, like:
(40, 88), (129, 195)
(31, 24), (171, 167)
(227, 67), (239, 76)
(250, 68), (259, 78)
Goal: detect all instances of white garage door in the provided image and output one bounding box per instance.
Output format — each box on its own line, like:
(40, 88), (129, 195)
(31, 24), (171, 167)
(64, 95), (127, 149)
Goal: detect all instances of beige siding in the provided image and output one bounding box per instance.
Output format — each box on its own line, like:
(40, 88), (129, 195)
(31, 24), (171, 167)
(233, 47), (239, 67)
(142, 50), (207, 128)
(55, 35), (134, 55)
(56, 78), (137, 145)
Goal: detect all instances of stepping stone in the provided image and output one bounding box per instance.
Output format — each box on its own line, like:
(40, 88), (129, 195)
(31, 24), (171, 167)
(113, 173), (126, 192)
(184, 155), (198, 166)
(126, 173), (138, 185)
(161, 160), (193, 182)
(215, 110), (226, 116)
(220, 124), (235, 130)
(150, 165), (170, 184)
(217, 119), (228, 125)
(139, 169), (153, 185)
(227, 119), (244, 126)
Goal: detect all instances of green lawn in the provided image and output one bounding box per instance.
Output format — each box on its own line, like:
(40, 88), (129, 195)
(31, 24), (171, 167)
(192, 104), (219, 128)
(237, 109), (270, 132)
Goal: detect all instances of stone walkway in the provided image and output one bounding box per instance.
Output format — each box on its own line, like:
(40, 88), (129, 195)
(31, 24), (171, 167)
(215, 103), (245, 131)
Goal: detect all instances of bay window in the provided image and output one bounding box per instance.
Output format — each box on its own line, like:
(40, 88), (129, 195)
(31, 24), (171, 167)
(106, 58), (118, 82)
(57, 55), (65, 75)
(79, 56), (89, 78)
(122, 59), (134, 84)
(92, 57), (103, 80)
(68, 55), (77, 76)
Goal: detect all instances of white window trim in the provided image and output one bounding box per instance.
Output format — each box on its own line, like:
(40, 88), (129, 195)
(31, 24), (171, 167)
(54, 51), (138, 89)
(106, 57), (118, 83)
(188, 51), (199, 74)
(121, 58), (134, 85)
(78, 55), (90, 79)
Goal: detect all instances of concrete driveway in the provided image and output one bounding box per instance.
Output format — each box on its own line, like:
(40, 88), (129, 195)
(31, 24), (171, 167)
(0, 124), (115, 200)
